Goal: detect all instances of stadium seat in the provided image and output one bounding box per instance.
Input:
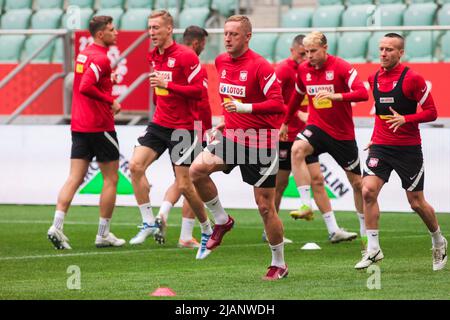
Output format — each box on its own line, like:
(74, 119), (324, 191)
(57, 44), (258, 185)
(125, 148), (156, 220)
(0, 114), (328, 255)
(61, 8), (93, 30)
(35, 0), (64, 9)
(200, 35), (220, 63)
(127, 0), (154, 9)
(249, 33), (278, 63)
(378, 0), (404, 4)
(0, 8), (32, 29)
(211, 0), (237, 17)
(372, 4), (405, 27)
(312, 5), (344, 28)
(281, 8), (314, 28)
(0, 35), (25, 62)
(437, 4), (450, 25)
(94, 8), (124, 27)
(67, 0), (95, 8)
(346, 0), (374, 5)
(274, 33), (297, 62)
(178, 7), (210, 28)
(318, 0), (342, 5)
(342, 4), (376, 27)
(155, 0), (183, 9)
(403, 3), (437, 26)
(4, 0), (31, 10)
(23, 35), (58, 62)
(324, 32), (338, 55)
(337, 32), (370, 63)
(120, 9), (152, 30)
(31, 9), (63, 29)
(409, 0), (435, 3)
(97, 0), (124, 9)
(404, 31), (434, 62)
(439, 31), (450, 61)
(183, 0), (211, 9)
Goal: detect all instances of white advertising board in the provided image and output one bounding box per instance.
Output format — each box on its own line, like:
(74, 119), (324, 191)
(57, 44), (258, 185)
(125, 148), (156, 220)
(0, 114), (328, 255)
(0, 125), (449, 212)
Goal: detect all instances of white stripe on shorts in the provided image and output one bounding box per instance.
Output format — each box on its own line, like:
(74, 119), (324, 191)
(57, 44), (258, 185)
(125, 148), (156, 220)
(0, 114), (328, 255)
(344, 157), (360, 171)
(407, 163), (424, 192)
(175, 134), (198, 166)
(104, 132), (119, 152)
(254, 152), (279, 188)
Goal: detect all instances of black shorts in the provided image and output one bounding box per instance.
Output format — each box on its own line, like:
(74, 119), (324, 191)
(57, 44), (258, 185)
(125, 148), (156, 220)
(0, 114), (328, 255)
(206, 136), (278, 188)
(363, 144), (424, 192)
(137, 122), (201, 166)
(71, 131), (119, 162)
(298, 125), (361, 175)
(279, 141), (319, 171)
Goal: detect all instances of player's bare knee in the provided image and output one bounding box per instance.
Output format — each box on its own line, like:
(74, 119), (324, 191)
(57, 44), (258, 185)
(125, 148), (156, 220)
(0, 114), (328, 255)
(311, 174), (325, 189)
(408, 196), (423, 212)
(350, 178), (363, 193)
(104, 172), (119, 186)
(362, 185), (377, 204)
(291, 142), (306, 160)
(189, 164), (206, 184)
(129, 160), (145, 178)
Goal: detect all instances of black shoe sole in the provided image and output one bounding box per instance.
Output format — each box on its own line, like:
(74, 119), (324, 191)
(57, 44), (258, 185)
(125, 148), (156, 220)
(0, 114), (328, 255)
(48, 234), (65, 250)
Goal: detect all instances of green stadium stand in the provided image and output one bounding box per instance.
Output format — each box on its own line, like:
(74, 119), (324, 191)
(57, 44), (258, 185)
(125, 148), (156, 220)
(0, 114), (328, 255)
(97, 0), (124, 9)
(0, 35), (25, 62)
(324, 32), (337, 55)
(183, 0), (211, 8)
(249, 33), (278, 63)
(127, 0), (154, 9)
(67, 0), (95, 8)
(404, 31), (434, 62)
(281, 8), (314, 28)
(4, 0), (32, 10)
(346, 0), (374, 5)
(155, 0), (182, 9)
(35, 0), (64, 9)
(437, 3), (450, 25)
(52, 38), (64, 63)
(94, 8), (124, 27)
(318, 0), (342, 5)
(200, 35), (220, 63)
(211, 0), (237, 17)
(403, 3), (437, 26)
(61, 8), (93, 30)
(274, 32), (297, 62)
(439, 31), (450, 61)
(31, 9), (63, 29)
(337, 32), (370, 63)
(378, 0), (404, 4)
(0, 8), (32, 29)
(342, 4), (376, 27)
(178, 7), (210, 28)
(409, 0), (436, 3)
(373, 4), (405, 26)
(312, 5), (344, 28)
(120, 9), (152, 30)
(23, 35), (57, 62)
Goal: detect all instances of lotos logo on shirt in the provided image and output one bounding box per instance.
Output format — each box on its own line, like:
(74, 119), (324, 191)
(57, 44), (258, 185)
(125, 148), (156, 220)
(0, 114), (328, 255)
(219, 83), (246, 98)
(156, 71), (173, 82)
(306, 85), (335, 96)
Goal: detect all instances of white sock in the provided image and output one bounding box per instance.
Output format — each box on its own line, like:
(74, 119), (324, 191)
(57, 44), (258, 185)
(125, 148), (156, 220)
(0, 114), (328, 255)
(204, 196), (229, 225)
(200, 218), (213, 235)
(322, 211), (339, 234)
(430, 227), (445, 248)
(97, 218), (110, 237)
(180, 217), (196, 241)
(52, 210), (65, 230)
(357, 212), (366, 237)
(269, 242), (286, 268)
(297, 185), (312, 207)
(158, 200), (173, 222)
(139, 202), (155, 225)
(367, 229), (380, 252)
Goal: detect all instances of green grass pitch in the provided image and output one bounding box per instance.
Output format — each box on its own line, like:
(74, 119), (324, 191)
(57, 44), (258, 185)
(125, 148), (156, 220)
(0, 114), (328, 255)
(0, 205), (449, 300)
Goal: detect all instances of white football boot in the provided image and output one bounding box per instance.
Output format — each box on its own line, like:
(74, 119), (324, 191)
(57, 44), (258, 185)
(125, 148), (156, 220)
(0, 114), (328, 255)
(329, 228), (358, 244)
(129, 222), (159, 245)
(95, 232), (126, 248)
(355, 249), (384, 270)
(47, 225), (72, 250)
(432, 237), (448, 271)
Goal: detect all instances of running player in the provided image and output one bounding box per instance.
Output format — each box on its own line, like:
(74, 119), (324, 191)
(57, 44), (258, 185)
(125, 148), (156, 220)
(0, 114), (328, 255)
(128, 11), (213, 260)
(47, 16), (125, 249)
(355, 33), (447, 271)
(280, 31), (368, 245)
(190, 15), (288, 280)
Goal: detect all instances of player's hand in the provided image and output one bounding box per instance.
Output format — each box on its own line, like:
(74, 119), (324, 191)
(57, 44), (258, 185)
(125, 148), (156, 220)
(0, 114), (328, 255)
(297, 111), (309, 123)
(222, 95), (252, 113)
(279, 123), (288, 141)
(315, 91), (343, 102)
(386, 107), (406, 133)
(111, 100), (121, 115)
(364, 140), (373, 151)
(149, 72), (167, 89)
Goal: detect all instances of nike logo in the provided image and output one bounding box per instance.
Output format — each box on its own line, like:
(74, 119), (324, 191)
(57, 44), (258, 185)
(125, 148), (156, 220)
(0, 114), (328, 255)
(349, 68), (355, 74)
(264, 73), (273, 81)
(190, 64), (198, 70)
(211, 200), (219, 206)
(368, 250), (380, 262)
(410, 173), (418, 180)
(421, 87), (427, 93)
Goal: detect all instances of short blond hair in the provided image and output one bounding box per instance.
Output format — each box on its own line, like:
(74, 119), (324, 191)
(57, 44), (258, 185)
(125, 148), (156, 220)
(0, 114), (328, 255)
(149, 10), (174, 27)
(303, 31), (327, 47)
(225, 15), (252, 34)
